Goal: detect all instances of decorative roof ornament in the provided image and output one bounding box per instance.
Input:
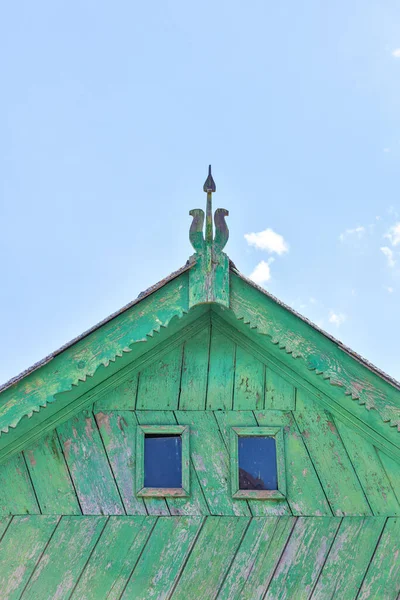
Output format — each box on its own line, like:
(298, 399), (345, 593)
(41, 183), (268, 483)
(188, 166), (229, 308)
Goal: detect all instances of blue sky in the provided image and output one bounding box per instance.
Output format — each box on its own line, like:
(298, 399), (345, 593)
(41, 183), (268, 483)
(1, 0), (400, 384)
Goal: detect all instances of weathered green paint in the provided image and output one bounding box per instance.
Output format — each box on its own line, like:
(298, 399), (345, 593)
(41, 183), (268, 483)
(0, 209), (400, 599)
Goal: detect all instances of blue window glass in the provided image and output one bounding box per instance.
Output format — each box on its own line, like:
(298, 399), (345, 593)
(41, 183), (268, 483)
(238, 436), (277, 490)
(144, 434), (182, 488)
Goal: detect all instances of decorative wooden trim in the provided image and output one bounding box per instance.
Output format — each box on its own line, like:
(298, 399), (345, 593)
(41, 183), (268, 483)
(136, 425), (190, 498)
(230, 426), (286, 500)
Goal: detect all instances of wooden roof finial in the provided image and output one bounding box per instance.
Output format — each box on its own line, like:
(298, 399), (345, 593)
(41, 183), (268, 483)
(203, 165), (216, 243)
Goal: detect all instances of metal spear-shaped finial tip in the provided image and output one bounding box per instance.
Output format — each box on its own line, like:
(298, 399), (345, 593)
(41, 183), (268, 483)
(203, 164), (216, 193)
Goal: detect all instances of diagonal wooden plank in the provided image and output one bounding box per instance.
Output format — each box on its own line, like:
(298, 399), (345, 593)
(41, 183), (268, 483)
(0, 453), (40, 515)
(71, 516), (156, 600)
(172, 516), (249, 600)
(95, 411), (146, 515)
(120, 516), (203, 600)
(214, 410), (291, 516)
(57, 410), (124, 515)
(24, 431), (81, 515)
(0, 515), (59, 600)
(179, 325), (210, 410)
(357, 517), (400, 599)
(218, 517), (282, 600)
(255, 410), (332, 516)
(295, 391), (372, 516)
(311, 517), (385, 599)
(334, 418), (400, 516)
(176, 412), (250, 516)
(21, 516), (106, 600)
(264, 517), (340, 600)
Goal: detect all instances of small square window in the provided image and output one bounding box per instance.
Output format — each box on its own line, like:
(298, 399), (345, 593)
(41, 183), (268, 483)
(230, 427), (286, 499)
(136, 425), (190, 497)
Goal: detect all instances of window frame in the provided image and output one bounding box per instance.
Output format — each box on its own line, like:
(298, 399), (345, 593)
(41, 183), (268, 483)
(230, 426), (286, 500)
(136, 425), (190, 497)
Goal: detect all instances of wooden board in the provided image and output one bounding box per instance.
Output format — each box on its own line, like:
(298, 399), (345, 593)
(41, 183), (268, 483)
(233, 346), (264, 410)
(136, 345), (183, 410)
(207, 327), (235, 410)
(265, 368), (295, 410)
(0, 453), (39, 515)
(179, 325), (210, 410)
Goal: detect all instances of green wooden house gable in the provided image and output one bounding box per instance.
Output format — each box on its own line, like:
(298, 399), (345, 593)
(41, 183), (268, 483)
(0, 168), (399, 599)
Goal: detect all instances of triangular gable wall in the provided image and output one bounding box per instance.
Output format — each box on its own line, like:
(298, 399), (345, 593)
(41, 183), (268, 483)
(1, 313), (400, 518)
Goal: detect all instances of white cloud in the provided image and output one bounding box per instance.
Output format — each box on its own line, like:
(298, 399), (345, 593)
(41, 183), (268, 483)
(381, 246), (396, 268)
(387, 286), (394, 293)
(385, 222), (400, 246)
(248, 261), (271, 285)
(384, 148), (391, 153)
(244, 228), (289, 255)
(392, 49), (400, 58)
(339, 226), (365, 242)
(329, 311), (346, 327)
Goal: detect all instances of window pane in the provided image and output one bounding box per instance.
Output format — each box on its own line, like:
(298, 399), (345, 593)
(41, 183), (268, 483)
(144, 434), (182, 488)
(238, 436), (277, 490)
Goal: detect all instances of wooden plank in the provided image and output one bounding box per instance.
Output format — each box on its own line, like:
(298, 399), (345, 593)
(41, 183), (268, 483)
(70, 516), (155, 600)
(120, 516), (203, 600)
(102, 517), (156, 600)
(176, 412), (250, 516)
(0, 517), (11, 540)
(172, 516), (249, 600)
(0, 453), (39, 515)
(334, 418), (400, 516)
(311, 517), (385, 599)
(207, 327), (235, 410)
(57, 410), (125, 515)
(214, 410), (291, 516)
(294, 390), (372, 516)
(179, 325), (210, 410)
(94, 375), (138, 411)
(378, 449), (400, 507)
(0, 515), (59, 600)
(219, 516), (296, 600)
(233, 346), (264, 410)
(136, 345), (183, 410)
(255, 410), (333, 516)
(264, 517), (340, 600)
(24, 431), (81, 515)
(95, 411), (146, 515)
(21, 516), (106, 600)
(265, 368), (296, 410)
(358, 517), (400, 599)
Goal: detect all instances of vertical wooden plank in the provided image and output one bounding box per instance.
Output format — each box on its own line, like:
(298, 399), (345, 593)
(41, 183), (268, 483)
(358, 517), (400, 599)
(265, 368), (296, 410)
(311, 517), (385, 599)
(172, 516), (249, 600)
(176, 411), (250, 516)
(24, 431), (81, 515)
(70, 516), (155, 600)
(255, 410), (333, 516)
(214, 410), (291, 516)
(207, 327), (235, 410)
(94, 374), (138, 411)
(179, 325), (210, 410)
(0, 515), (59, 600)
(21, 516), (106, 600)
(57, 410), (125, 515)
(233, 346), (264, 410)
(120, 516), (203, 600)
(294, 390), (372, 516)
(334, 418), (400, 516)
(95, 411), (146, 515)
(264, 517), (340, 600)
(0, 453), (40, 515)
(136, 345), (183, 410)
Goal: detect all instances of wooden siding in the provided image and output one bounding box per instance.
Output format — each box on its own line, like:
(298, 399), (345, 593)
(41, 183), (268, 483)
(0, 515), (398, 599)
(0, 407), (399, 517)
